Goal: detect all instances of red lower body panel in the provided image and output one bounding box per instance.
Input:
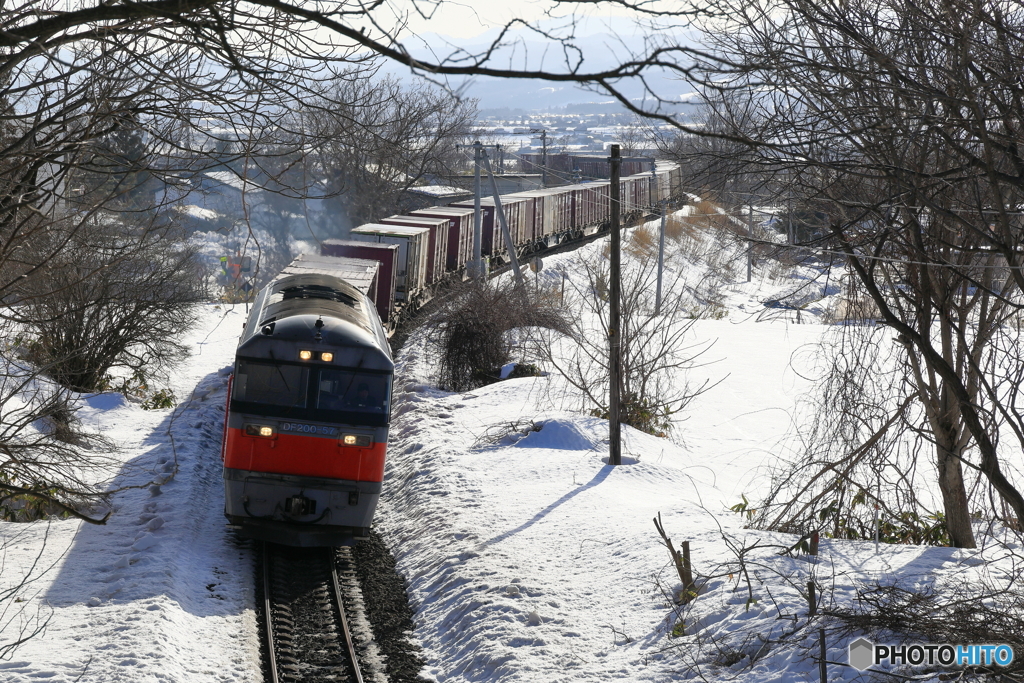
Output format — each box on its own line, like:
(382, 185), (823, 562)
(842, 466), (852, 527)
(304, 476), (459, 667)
(223, 428), (386, 482)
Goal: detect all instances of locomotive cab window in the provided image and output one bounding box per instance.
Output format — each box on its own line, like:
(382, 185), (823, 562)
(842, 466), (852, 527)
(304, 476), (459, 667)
(234, 361), (308, 407)
(316, 370), (390, 414)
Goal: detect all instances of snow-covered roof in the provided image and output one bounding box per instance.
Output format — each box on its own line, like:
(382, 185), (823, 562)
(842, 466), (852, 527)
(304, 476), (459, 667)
(202, 170), (262, 192)
(176, 204), (222, 220)
(407, 185), (471, 198)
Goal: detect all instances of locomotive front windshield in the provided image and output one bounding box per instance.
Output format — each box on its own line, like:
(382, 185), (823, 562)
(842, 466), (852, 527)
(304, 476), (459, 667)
(234, 361), (308, 407)
(317, 370), (390, 414)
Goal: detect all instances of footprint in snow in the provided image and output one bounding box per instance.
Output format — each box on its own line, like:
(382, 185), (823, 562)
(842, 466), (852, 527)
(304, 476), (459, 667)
(132, 534), (158, 552)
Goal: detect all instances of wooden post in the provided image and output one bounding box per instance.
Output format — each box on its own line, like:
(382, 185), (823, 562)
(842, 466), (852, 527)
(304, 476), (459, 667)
(681, 541), (694, 596)
(807, 581), (817, 617)
(808, 530), (819, 556)
(818, 627), (827, 683)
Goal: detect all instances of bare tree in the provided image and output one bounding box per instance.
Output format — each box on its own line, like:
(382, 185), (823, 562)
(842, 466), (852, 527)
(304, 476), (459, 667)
(616, 116), (653, 157)
(297, 73), (476, 236)
(542, 233), (716, 437)
(15, 217), (206, 394)
(689, 0), (1024, 546)
(658, 92), (769, 211)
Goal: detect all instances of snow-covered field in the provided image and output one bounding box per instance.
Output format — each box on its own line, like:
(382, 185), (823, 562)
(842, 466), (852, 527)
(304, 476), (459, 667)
(1, 218), (1019, 682)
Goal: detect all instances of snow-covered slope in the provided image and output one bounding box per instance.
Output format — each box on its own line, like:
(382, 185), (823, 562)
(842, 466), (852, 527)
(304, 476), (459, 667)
(1, 217), (1018, 683)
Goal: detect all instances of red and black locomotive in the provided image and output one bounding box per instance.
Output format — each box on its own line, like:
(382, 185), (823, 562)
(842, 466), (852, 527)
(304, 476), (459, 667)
(221, 267), (393, 546)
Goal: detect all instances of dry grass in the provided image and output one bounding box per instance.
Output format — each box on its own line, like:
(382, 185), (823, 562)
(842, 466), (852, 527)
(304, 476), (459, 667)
(825, 295), (883, 324)
(625, 225), (658, 259)
(692, 200), (743, 235)
(665, 215), (698, 242)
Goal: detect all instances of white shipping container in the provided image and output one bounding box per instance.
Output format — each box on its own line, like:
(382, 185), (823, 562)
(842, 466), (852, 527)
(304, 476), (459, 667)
(379, 215), (451, 284)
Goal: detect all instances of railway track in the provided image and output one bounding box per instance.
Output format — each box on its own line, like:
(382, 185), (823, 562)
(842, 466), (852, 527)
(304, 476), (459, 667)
(260, 543), (369, 683)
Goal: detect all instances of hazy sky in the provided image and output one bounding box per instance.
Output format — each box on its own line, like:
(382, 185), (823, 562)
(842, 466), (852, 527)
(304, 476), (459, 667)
(374, 0), (645, 41)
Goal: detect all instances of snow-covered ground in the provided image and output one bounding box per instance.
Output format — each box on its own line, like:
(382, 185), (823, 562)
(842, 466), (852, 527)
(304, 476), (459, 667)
(1, 217), (1020, 682)
(0, 305), (259, 682)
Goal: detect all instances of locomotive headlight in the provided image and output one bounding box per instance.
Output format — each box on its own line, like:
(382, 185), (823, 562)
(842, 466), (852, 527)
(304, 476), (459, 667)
(341, 434), (372, 447)
(320, 352), (334, 362)
(298, 350), (313, 360)
(244, 424), (276, 438)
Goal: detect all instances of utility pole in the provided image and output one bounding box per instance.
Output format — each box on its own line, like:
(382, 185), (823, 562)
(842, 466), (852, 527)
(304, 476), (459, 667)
(473, 141), (483, 279)
(541, 130), (547, 188)
(652, 160), (667, 315)
(531, 128), (548, 187)
(608, 144), (622, 467)
(747, 203), (753, 283)
(481, 150), (525, 289)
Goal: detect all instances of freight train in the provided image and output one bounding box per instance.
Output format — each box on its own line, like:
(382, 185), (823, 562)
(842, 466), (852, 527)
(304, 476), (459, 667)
(221, 162), (680, 547)
(322, 162), (682, 327)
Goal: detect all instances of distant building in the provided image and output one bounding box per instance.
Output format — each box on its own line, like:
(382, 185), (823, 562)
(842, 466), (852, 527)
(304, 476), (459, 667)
(443, 174), (544, 194)
(517, 153), (651, 183)
(406, 185), (473, 206)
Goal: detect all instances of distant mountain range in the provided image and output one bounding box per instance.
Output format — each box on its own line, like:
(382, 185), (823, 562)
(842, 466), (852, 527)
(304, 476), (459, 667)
(380, 19), (702, 113)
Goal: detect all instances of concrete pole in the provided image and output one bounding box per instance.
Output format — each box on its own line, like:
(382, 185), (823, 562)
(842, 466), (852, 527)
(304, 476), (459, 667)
(747, 203), (753, 283)
(652, 161), (666, 315)
(473, 141), (483, 279)
(541, 130), (548, 188)
(481, 151), (525, 289)
(609, 144), (622, 466)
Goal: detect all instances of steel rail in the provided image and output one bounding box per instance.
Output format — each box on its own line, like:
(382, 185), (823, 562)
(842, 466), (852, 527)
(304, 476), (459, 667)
(261, 542), (280, 683)
(328, 549), (364, 683)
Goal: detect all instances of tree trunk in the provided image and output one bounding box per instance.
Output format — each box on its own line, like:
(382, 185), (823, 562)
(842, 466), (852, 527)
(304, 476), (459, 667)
(935, 442), (976, 548)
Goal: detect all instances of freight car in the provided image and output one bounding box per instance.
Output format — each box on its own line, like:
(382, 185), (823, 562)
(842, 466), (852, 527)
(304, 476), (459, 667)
(222, 255), (393, 547)
(325, 162), (682, 327)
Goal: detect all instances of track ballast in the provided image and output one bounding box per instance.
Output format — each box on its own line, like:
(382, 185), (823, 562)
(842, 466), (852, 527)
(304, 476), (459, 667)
(260, 543), (369, 683)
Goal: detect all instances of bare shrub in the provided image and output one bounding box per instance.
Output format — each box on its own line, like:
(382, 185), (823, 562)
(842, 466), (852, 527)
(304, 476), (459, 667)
(830, 575), (1024, 678)
(15, 217), (207, 394)
(0, 351), (115, 524)
(426, 279), (570, 392)
(472, 419), (543, 449)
